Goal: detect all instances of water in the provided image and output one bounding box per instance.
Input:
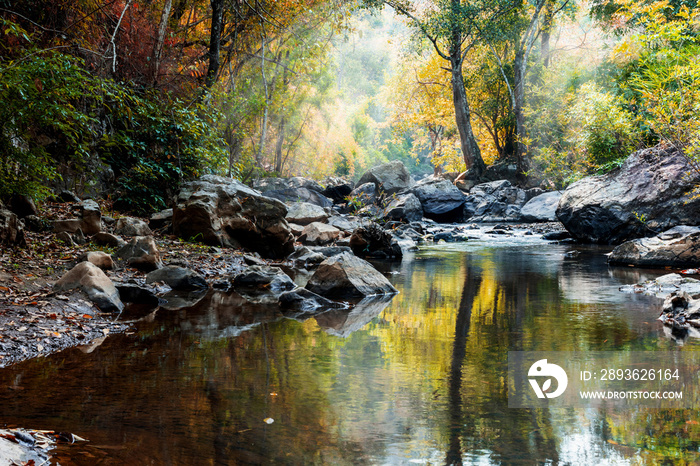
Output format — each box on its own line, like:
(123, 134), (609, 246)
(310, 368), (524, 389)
(1, 233), (699, 465)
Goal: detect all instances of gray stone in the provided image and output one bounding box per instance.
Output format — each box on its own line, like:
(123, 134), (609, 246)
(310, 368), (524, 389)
(357, 160), (414, 195)
(146, 265), (208, 290)
(80, 199), (102, 235)
(55, 231), (75, 246)
(149, 209), (173, 230)
(462, 180), (528, 222)
(327, 215), (360, 233)
(349, 222), (402, 259)
(520, 191), (563, 222)
(288, 246), (327, 266)
(57, 190), (80, 203)
(92, 232), (127, 248)
(232, 265), (296, 294)
(349, 183), (377, 207)
(115, 236), (163, 271)
(115, 283), (160, 306)
(382, 193), (423, 222)
(278, 288), (345, 312)
(54, 262), (123, 312)
(173, 175), (294, 259)
(305, 251), (398, 300)
(285, 202), (329, 225)
(557, 145), (700, 244)
(409, 178), (465, 221)
(114, 217), (152, 236)
(9, 195), (36, 218)
(609, 226), (700, 268)
(301, 222), (341, 245)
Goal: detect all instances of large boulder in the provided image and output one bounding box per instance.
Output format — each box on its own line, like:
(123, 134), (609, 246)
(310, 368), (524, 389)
(556, 145), (700, 244)
(305, 252), (398, 300)
(53, 199), (102, 236)
(78, 251), (114, 270)
(285, 202), (329, 225)
(114, 217), (152, 236)
(54, 262), (123, 312)
(520, 191), (563, 222)
(0, 209), (26, 247)
(349, 183), (377, 207)
(357, 160), (414, 195)
(382, 193), (423, 222)
(253, 177), (332, 208)
(172, 175), (295, 259)
(409, 178), (465, 222)
(9, 195), (37, 218)
(115, 236), (163, 271)
(322, 182), (353, 204)
(462, 180), (528, 222)
(608, 226), (700, 268)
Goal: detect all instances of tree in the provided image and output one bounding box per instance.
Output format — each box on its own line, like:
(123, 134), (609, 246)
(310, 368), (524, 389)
(365, 0), (513, 177)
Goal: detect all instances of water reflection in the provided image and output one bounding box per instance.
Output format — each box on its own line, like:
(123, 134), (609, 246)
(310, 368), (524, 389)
(0, 241), (698, 464)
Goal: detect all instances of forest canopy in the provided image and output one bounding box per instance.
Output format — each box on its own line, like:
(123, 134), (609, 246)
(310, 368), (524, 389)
(1, 0), (698, 212)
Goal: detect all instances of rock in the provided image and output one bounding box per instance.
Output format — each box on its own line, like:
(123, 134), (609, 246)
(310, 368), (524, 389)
(382, 193), (423, 222)
(56, 231), (75, 246)
(357, 160), (414, 195)
(173, 175), (294, 259)
(608, 226), (700, 268)
(146, 265), (208, 290)
(409, 178), (465, 222)
(253, 178), (332, 208)
(285, 202), (330, 225)
(80, 199), (102, 235)
(232, 265), (296, 294)
(305, 251), (398, 300)
(288, 246), (327, 266)
(92, 232), (127, 248)
(9, 195), (37, 218)
(278, 288), (345, 312)
(54, 262), (124, 312)
(306, 246), (354, 257)
(349, 182), (377, 207)
(78, 251), (114, 270)
(327, 215), (360, 233)
(57, 190), (80, 203)
(619, 273), (700, 298)
(242, 253), (266, 266)
(160, 288), (209, 311)
(114, 217), (152, 236)
(115, 236), (163, 271)
(322, 183), (353, 203)
(658, 291), (700, 328)
(115, 283), (161, 306)
(462, 180), (528, 222)
(288, 222), (305, 236)
(149, 209), (173, 230)
(349, 223), (402, 259)
(0, 209), (27, 247)
(300, 222), (341, 245)
(543, 231), (571, 241)
(520, 191), (563, 222)
(53, 218), (82, 234)
(556, 145), (700, 244)
(22, 215), (47, 232)
(73, 228), (86, 245)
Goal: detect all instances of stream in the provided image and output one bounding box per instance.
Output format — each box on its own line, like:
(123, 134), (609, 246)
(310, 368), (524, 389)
(1, 231), (699, 465)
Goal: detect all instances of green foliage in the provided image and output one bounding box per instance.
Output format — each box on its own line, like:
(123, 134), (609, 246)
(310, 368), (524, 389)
(0, 50), (99, 200)
(569, 82), (640, 167)
(101, 91), (228, 216)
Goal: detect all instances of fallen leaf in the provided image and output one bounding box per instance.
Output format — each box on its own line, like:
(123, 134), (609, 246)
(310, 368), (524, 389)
(37, 345), (43, 352)
(82, 314), (93, 319)
(263, 418), (274, 424)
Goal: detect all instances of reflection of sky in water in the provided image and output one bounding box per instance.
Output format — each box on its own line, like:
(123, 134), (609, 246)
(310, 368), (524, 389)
(0, 234), (699, 464)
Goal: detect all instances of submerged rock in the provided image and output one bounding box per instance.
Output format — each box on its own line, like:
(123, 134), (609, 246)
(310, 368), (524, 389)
(305, 252), (398, 300)
(146, 266), (208, 290)
(608, 226), (700, 268)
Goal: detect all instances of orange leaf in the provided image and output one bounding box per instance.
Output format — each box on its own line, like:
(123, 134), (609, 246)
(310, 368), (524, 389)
(82, 314), (93, 319)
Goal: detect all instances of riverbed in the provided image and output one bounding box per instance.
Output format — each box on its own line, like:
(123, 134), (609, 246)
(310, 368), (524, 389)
(1, 231), (698, 464)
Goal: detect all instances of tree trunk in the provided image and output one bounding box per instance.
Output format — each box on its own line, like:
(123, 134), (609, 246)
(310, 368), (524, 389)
(541, 2), (554, 67)
(151, 0), (172, 86)
(205, 0), (224, 88)
(274, 116), (286, 173)
(513, 52), (527, 175)
(451, 62), (486, 177)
